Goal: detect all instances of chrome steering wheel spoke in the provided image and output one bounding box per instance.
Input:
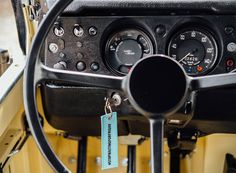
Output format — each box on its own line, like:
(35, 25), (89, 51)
(190, 72), (236, 91)
(35, 60), (124, 90)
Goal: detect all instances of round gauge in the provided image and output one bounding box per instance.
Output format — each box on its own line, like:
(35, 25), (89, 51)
(104, 29), (154, 75)
(168, 29), (218, 76)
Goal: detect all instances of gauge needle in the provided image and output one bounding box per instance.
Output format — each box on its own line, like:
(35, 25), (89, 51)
(178, 53), (192, 63)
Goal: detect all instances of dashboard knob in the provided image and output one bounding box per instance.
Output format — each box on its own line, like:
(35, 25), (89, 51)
(227, 42), (236, 52)
(48, 43), (59, 53)
(90, 62), (100, 71)
(76, 61), (86, 71)
(53, 61), (67, 70)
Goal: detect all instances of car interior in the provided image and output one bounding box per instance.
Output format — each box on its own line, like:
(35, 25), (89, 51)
(2, 0), (236, 173)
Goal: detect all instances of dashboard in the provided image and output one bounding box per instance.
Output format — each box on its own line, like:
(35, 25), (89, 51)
(40, 1), (236, 137)
(45, 16), (236, 77)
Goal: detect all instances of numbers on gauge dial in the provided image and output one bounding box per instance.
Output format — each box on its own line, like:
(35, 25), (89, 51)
(168, 29), (218, 76)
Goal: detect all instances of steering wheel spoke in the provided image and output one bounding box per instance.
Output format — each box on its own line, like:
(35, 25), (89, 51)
(190, 72), (236, 91)
(36, 62), (124, 90)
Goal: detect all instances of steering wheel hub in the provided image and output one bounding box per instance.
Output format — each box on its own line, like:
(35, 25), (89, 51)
(127, 55), (189, 117)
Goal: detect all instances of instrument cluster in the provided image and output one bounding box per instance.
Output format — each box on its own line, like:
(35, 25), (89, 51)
(105, 27), (219, 76)
(44, 16), (236, 77)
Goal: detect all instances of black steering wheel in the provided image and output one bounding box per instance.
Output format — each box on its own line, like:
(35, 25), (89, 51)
(23, 0), (236, 173)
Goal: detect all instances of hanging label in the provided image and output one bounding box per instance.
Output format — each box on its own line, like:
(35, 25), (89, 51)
(101, 112), (119, 170)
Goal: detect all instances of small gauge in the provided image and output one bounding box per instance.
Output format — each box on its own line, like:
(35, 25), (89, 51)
(168, 29), (218, 76)
(104, 29), (154, 75)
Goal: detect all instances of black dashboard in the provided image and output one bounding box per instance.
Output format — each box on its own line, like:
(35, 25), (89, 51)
(45, 15), (236, 76)
(40, 0), (236, 137)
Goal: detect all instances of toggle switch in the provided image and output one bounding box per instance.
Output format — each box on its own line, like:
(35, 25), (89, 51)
(74, 24), (84, 37)
(54, 22), (64, 37)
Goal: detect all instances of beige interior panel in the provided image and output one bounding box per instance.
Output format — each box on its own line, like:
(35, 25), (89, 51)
(1, 134), (206, 173)
(7, 132), (236, 173)
(0, 77), (23, 137)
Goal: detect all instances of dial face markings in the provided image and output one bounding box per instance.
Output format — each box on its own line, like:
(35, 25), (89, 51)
(172, 44), (177, 49)
(180, 34), (185, 40)
(105, 29), (154, 75)
(168, 29), (218, 76)
(191, 31), (196, 37)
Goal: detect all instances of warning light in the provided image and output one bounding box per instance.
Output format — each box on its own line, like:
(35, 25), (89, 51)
(197, 66), (203, 72)
(226, 59), (234, 67)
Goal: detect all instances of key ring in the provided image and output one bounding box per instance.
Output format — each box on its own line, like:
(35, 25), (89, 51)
(104, 98), (113, 119)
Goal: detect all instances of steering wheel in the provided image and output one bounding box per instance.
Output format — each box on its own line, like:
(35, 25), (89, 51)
(23, 0), (236, 173)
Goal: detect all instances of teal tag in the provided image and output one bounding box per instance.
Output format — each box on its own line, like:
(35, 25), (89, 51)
(101, 112), (119, 170)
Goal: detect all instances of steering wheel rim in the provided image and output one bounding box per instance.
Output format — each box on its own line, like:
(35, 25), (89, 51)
(24, 0), (73, 172)
(23, 0), (236, 172)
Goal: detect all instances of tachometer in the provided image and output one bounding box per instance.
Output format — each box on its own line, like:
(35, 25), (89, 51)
(168, 29), (218, 76)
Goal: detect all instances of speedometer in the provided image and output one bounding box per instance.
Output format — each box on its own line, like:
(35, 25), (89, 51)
(168, 29), (218, 76)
